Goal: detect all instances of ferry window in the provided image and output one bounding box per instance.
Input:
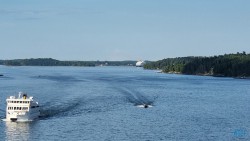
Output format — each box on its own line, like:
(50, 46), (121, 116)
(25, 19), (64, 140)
(14, 101), (16, 103)
(20, 101), (22, 103)
(27, 101), (30, 104)
(14, 107), (16, 110)
(23, 107), (28, 110)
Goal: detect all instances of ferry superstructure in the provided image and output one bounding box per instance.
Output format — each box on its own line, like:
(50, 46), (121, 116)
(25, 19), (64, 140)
(136, 61), (145, 67)
(5, 92), (40, 122)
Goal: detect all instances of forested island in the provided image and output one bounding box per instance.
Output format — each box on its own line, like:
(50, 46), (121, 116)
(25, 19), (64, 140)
(0, 58), (136, 67)
(144, 52), (250, 78)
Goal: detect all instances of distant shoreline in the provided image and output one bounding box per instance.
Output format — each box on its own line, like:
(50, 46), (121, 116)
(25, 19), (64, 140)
(0, 58), (137, 67)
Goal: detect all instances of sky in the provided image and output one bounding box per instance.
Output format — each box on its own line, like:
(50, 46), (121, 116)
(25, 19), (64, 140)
(0, 0), (250, 61)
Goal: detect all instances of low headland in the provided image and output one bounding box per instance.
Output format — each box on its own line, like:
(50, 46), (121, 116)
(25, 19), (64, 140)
(143, 52), (250, 78)
(0, 58), (136, 67)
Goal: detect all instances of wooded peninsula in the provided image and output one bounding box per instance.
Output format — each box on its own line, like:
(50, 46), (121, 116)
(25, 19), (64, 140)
(144, 52), (250, 78)
(0, 58), (136, 67)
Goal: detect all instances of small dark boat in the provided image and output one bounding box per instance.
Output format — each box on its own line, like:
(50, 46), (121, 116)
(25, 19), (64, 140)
(144, 104), (149, 108)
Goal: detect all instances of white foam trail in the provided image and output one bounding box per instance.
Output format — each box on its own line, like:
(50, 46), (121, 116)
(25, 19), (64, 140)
(2, 118), (33, 122)
(136, 105), (153, 108)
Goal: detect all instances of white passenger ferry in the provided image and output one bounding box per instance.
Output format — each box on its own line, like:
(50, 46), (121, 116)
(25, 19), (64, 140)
(136, 61), (145, 67)
(5, 92), (40, 122)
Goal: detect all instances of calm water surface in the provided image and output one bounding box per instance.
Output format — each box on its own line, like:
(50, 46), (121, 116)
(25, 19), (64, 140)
(0, 66), (249, 141)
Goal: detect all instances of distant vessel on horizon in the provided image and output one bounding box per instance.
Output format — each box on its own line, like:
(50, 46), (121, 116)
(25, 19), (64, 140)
(4, 92), (40, 122)
(136, 61), (145, 67)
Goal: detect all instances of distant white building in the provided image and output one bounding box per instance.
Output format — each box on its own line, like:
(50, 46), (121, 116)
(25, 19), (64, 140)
(136, 61), (145, 67)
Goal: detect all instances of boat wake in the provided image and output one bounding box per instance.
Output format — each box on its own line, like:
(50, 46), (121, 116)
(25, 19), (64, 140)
(39, 100), (81, 119)
(39, 95), (118, 119)
(116, 88), (157, 108)
(136, 104), (153, 108)
(1, 118), (34, 122)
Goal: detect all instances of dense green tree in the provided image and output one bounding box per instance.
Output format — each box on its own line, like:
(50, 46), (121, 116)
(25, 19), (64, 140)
(144, 52), (250, 77)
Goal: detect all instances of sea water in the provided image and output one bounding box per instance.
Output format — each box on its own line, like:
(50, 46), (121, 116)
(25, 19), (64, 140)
(0, 66), (249, 141)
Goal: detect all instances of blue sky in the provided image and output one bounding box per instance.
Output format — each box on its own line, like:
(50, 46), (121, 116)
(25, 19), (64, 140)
(0, 0), (249, 61)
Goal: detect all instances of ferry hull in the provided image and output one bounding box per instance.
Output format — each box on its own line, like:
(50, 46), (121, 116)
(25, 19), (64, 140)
(6, 109), (40, 122)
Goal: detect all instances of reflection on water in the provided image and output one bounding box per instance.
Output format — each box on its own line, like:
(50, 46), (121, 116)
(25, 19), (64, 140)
(5, 122), (30, 141)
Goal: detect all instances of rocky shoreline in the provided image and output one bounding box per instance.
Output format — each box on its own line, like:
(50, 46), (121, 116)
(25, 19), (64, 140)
(157, 70), (250, 79)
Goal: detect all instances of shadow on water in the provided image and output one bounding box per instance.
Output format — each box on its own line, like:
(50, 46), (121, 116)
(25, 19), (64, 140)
(116, 88), (157, 107)
(0, 76), (13, 80)
(31, 75), (83, 82)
